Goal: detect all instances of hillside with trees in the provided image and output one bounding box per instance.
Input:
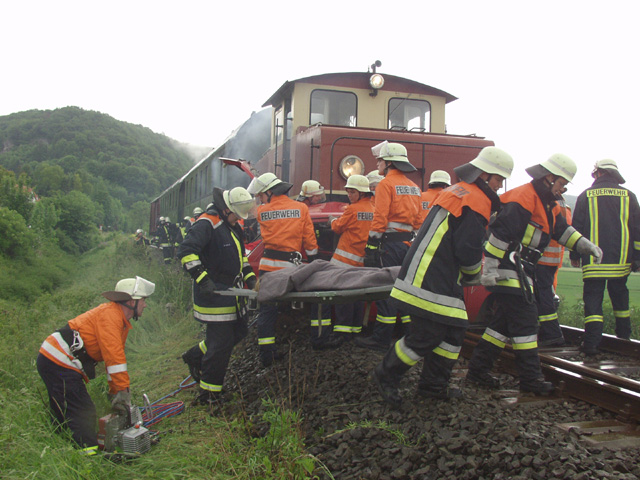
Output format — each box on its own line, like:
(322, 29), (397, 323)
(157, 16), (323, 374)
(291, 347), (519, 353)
(0, 106), (201, 255)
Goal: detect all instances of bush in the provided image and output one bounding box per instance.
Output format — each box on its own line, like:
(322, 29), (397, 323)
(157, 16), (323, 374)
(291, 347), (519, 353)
(0, 206), (35, 258)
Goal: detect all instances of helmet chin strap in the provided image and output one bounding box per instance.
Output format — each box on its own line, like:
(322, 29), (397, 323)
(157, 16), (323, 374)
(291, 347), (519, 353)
(120, 299), (140, 321)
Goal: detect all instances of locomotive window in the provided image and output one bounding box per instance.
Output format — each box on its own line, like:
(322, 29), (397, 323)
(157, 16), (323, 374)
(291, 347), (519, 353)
(310, 90), (357, 127)
(388, 98), (431, 132)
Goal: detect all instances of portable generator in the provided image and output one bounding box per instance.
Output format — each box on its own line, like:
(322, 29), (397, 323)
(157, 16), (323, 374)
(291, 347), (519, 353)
(97, 406), (151, 455)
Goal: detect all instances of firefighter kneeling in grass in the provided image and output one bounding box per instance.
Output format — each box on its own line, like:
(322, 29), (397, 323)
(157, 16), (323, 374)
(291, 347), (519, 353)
(37, 276), (155, 455)
(178, 187), (256, 407)
(466, 154), (603, 395)
(371, 147), (513, 407)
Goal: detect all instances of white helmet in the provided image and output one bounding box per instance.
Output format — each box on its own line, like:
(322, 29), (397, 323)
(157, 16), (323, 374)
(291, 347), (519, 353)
(223, 187), (254, 219)
(165, 216), (171, 223)
(366, 170), (384, 187)
(206, 203), (214, 210)
(158, 216), (165, 223)
(371, 141), (416, 173)
(193, 207), (203, 216)
(184, 216), (190, 221)
(247, 172), (282, 195)
(102, 276), (155, 302)
(135, 229), (143, 235)
(454, 146), (514, 183)
(299, 180), (325, 198)
(429, 170), (451, 186)
(345, 174), (371, 193)
(526, 153), (577, 183)
(592, 159), (625, 184)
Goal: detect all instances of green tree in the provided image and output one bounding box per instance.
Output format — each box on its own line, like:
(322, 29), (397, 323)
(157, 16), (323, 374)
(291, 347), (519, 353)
(0, 206), (35, 258)
(54, 191), (99, 253)
(0, 167), (34, 220)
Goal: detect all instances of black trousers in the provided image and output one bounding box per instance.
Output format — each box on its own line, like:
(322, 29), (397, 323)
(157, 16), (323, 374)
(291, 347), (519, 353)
(583, 276), (631, 344)
(37, 354), (97, 448)
(199, 318), (248, 392)
(536, 264), (563, 342)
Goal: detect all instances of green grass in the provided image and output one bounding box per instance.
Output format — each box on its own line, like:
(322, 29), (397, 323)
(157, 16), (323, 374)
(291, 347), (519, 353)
(0, 236), (316, 480)
(556, 267), (640, 338)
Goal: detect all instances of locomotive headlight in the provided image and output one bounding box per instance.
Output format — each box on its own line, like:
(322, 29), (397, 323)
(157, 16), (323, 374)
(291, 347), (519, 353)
(339, 155), (365, 179)
(369, 73), (385, 90)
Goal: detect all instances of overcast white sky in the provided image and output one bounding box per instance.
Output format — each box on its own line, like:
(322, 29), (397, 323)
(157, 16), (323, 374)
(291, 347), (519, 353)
(2, 1), (639, 195)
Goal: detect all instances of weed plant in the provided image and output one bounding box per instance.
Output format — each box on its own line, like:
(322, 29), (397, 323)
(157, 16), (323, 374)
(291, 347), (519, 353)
(0, 235), (316, 479)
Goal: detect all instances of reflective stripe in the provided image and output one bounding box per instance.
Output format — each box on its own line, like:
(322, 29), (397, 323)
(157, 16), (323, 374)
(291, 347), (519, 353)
(40, 337), (84, 372)
(485, 242), (505, 259)
(199, 340), (207, 353)
(614, 310), (630, 318)
(200, 380), (222, 392)
(80, 445), (99, 456)
(258, 337), (275, 345)
(481, 328), (508, 348)
(196, 271), (207, 283)
(386, 222), (413, 232)
(330, 256), (361, 267)
(376, 314), (396, 325)
(433, 341), (461, 360)
(194, 304), (238, 322)
(585, 315), (603, 324)
(512, 335), (537, 350)
(333, 248), (365, 263)
(259, 258), (297, 270)
(538, 313), (558, 322)
(487, 233), (509, 256)
(391, 280), (468, 320)
(106, 363), (127, 374)
(181, 253), (200, 267)
(460, 260), (482, 276)
(401, 315), (411, 324)
(305, 248), (319, 256)
(395, 337), (421, 366)
(310, 319), (331, 327)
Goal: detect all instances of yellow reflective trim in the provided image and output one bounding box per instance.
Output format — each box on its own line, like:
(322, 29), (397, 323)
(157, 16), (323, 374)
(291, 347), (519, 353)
(433, 347), (460, 360)
(194, 305), (236, 315)
(620, 195), (629, 264)
(538, 313), (558, 322)
(585, 315), (603, 324)
(613, 310), (630, 318)
(564, 231), (582, 250)
(522, 224), (535, 246)
(413, 220), (449, 287)
(588, 195), (598, 250)
(181, 253), (199, 265)
(481, 332), (506, 348)
(376, 315), (397, 324)
(199, 340), (207, 353)
(196, 272), (207, 283)
(80, 445), (99, 456)
(395, 341), (419, 366)
(390, 288), (468, 320)
(512, 341), (537, 350)
(258, 337), (275, 345)
(200, 381), (222, 392)
(485, 242), (506, 259)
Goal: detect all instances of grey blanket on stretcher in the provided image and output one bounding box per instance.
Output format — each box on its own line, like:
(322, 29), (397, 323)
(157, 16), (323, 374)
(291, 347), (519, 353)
(257, 259), (400, 302)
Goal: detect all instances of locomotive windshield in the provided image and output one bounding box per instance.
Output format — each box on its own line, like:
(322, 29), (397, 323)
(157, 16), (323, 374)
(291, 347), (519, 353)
(388, 98), (431, 132)
(310, 89), (357, 127)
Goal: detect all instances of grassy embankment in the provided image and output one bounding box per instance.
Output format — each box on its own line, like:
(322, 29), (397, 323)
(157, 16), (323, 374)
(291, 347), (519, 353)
(0, 236), (317, 480)
(556, 267), (640, 338)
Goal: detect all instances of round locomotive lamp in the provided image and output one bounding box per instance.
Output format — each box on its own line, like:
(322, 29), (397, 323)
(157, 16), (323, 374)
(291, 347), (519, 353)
(369, 73), (385, 90)
(339, 155), (365, 179)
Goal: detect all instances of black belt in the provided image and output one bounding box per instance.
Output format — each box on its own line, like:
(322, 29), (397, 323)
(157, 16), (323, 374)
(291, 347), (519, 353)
(263, 249), (302, 263)
(57, 324), (97, 379)
(382, 231), (414, 243)
(519, 246), (542, 266)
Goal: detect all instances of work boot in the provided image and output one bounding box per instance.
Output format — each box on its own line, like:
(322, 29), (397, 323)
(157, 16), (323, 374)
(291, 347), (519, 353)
(354, 336), (389, 353)
(615, 317), (632, 340)
(466, 370), (501, 389)
(416, 385), (463, 400)
(260, 348), (287, 368)
(192, 389), (226, 406)
(181, 345), (203, 382)
(311, 335), (345, 351)
(519, 378), (554, 396)
(538, 336), (566, 348)
(580, 344), (599, 356)
(371, 364), (402, 409)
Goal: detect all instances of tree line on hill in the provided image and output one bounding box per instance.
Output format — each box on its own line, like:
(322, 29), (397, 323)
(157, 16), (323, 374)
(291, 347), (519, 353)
(0, 106), (202, 257)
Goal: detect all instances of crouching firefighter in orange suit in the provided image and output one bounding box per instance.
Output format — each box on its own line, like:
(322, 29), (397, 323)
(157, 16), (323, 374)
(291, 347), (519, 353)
(178, 187), (257, 406)
(466, 154), (603, 395)
(37, 276), (155, 455)
(371, 147), (513, 407)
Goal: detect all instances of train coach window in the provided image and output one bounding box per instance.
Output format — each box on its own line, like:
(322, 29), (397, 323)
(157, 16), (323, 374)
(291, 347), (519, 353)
(388, 98), (431, 132)
(310, 90), (357, 127)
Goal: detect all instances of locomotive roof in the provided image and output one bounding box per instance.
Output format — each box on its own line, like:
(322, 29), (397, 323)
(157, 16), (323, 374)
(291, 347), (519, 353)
(262, 72), (458, 107)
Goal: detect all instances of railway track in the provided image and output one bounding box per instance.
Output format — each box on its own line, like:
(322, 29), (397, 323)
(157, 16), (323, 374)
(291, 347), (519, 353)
(462, 325), (640, 422)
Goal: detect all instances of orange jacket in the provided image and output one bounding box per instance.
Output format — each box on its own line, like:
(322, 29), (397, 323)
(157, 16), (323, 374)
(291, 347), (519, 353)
(539, 200), (572, 267)
(257, 194), (319, 272)
(418, 186), (445, 225)
(330, 196), (374, 267)
(370, 169), (422, 238)
(39, 302), (132, 394)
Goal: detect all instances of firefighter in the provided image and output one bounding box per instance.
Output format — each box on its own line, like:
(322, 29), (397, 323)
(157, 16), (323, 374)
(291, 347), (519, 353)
(418, 170), (451, 225)
(156, 217), (173, 264)
(296, 180), (326, 205)
(355, 141), (422, 352)
(536, 189), (572, 346)
(570, 160), (640, 354)
(371, 147), (512, 407)
(177, 187), (257, 406)
(366, 170), (384, 198)
(316, 174), (376, 345)
(466, 154), (603, 395)
(134, 229), (150, 246)
(36, 277), (155, 455)
(247, 172), (319, 366)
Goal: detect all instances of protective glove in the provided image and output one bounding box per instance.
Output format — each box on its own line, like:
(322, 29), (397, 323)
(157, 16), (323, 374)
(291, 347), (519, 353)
(245, 276), (257, 290)
(198, 276), (220, 299)
(480, 256), (501, 287)
(111, 390), (131, 415)
(327, 215), (337, 226)
(461, 273), (482, 287)
(363, 237), (382, 268)
(575, 238), (603, 264)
